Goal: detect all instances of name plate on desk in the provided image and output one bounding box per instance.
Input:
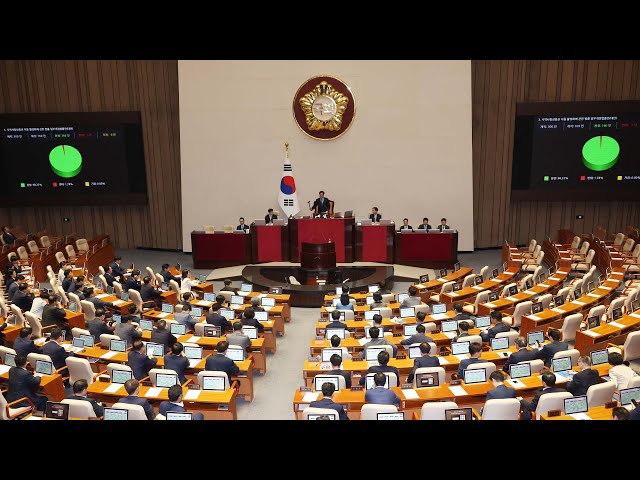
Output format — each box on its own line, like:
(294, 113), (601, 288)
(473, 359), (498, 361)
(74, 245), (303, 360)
(350, 386), (363, 391)
(396, 355), (406, 359)
(352, 357), (363, 361)
(315, 336), (324, 341)
(300, 386), (311, 392)
(308, 356), (320, 363)
(401, 383), (413, 389)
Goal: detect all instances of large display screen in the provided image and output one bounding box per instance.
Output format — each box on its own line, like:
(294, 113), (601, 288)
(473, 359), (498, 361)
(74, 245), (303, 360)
(0, 112), (147, 205)
(512, 101), (640, 200)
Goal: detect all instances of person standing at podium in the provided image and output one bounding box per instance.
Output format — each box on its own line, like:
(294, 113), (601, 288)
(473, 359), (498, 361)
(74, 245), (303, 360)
(398, 218), (413, 232)
(236, 217), (250, 232)
(417, 218), (432, 230)
(369, 207), (381, 223)
(264, 209), (278, 224)
(437, 218), (450, 231)
(309, 190), (332, 216)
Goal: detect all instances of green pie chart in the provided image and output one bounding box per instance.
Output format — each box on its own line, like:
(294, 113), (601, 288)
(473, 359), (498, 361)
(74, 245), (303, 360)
(49, 145), (82, 178)
(582, 136), (620, 171)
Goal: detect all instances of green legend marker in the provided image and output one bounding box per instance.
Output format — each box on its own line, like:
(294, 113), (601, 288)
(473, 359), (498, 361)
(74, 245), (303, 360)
(49, 145), (82, 178)
(582, 136), (620, 171)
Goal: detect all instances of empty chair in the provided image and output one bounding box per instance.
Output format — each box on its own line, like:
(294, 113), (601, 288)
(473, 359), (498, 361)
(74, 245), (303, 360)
(65, 244), (77, 259)
(481, 398), (521, 420)
(24, 312), (44, 338)
(532, 265), (544, 284)
(572, 250), (595, 273)
(16, 246), (29, 260)
(380, 293), (395, 304)
(560, 313), (584, 344)
(587, 305), (606, 323)
(419, 401), (459, 420)
(519, 274), (533, 290)
(302, 407), (339, 420)
(461, 274), (476, 289)
(572, 241), (590, 260)
(26, 352), (53, 370)
(65, 357), (97, 386)
(522, 251), (544, 272)
(0, 346), (17, 364)
(110, 402), (147, 420)
(360, 404), (399, 420)
(68, 292), (82, 309)
(538, 294), (553, 310)
(503, 301), (532, 329)
(0, 390), (34, 420)
(71, 327), (90, 338)
(412, 367), (446, 388)
(98, 266), (106, 276)
(523, 244), (541, 259)
(413, 304), (431, 316)
(518, 359), (545, 374)
(622, 238), (636, 254)
(479, 266), (489, 281)
(568, 279), (583, 300)
(10, 305), (25, 328)
(495, 330), (519, 346)
(535, 391), (573, 419)
(80, 300), (96, 322)
(75, 238), (90, 252)
(430, 281), (455, 303)
(61, 399), (97, 419)
(40, 236), (52, 249)
(521, 239), (537, 254)
(586, 381), (616, 407)
(458, 334), (482, 346)
(56, 287), (70, 307)
(27, 240), (39, 254)
(466, 361), (496, 378)
(377, 307), (392, 319)
(612, 233), (625, 246)
(288, 276), (301, 285)
(169, 279), (180, 295)
(197, 371), (231, 390)
(223, 224), (234, 233)
(552, 348), (580, 367)
(219, 291), (234, 303)
(364, 372), (398, 388)
(606, 297), (626, 317)
(463, 291), (489, 315)
(501, 283), (518, 298)
(146, 267), (156, 284)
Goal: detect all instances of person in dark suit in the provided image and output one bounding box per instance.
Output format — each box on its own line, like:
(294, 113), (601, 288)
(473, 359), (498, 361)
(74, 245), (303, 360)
(453, 303), (471, 322)
(631, 403), (640, 420)
(502, 336), (538, 373)
(2, 225), (17, 244)
(309, 382), (349, 420)
(400, 323), (434, 346)
(6, 354), (47, 411)
(110, 256), (127, 282)
(85, 287), (115, 310)
(220, 279), (238, 294)
(150, 319), (177, 354)
(309, 190), (331, 216)
(369, 207), (381, 223)
(437, 218), (451, 231)
(159, 384), (204, 420)
(123, 270), (142, 292)
(241, 308), (265, 332)
(141, 276), (163, 309)
(103, 265), (117, 287)
(205, 303), (233, 333)
(400, 286), (422, 308)
(204, 341), (239, 380)
(69, 379), (105, 417)
(481, 310), (513, 342)
(119, 379), (155, 420)
(128, 340), (158, 380)
(13, 284), (34, 311)
(164, 342), (189, 385)
(612, 406), (631, 420)
(453, 320), (472, 343)
(457, 342), (484, 378)
(327, 353), (351, 388)
(535, 328), (569, 367)
(370, 292), (387, 309)
(417, 217), (432, 230)
(377, 280), (392, 295)
(236, 217), (250, 231)
(566, 355), (600, 396)
(42, 329), (70, 371)
(13, 327), (42, 357)
(407, 342), (440, 383)
(398, 218), (413, 232)
(326, 309), (347, 330)
(61, 270), (74, 292)
(485, 370), (516, 400)
(519, 371), (565, 420)
(4, 268), (17, 292)
(359, 350), (400, 386)
(7, 274), (25, 300)
(174, 303), (199, 332)
(264, 209), (278, 224)
(114, 315), (142, 348)
(365, 372), (401, 406)
(362, 326), (398, 357)
(41, 295), (68, 330)
(87, 307), (115, 344)
(249, 296), (265, 312)
(160, 263), (181, 286)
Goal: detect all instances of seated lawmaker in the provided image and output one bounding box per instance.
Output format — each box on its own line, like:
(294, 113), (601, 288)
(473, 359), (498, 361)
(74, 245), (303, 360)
(566, 355), (600, 396)
(362, 326), (398, 357)
(365, 372), (401, 406)
(2, 225), (18, 244)
(141, 275), (163, 309)
(240, 308), (265, 332)
(120, 379), (155, 420)
(309, 382), (348, 420)
(437, 218), (451, 231)
(407, 342), (439, 383)
(160, 264), (181, 286)
(124, 270), (142, 292)
(335, 294), (354, 311)
(13, 284), (35, 311)
(180, 269), (200, 299)
(264, 209), (278, 224)
(370, 292), (386, 309)
(456, 342), (484, 378)
(400, 323), (434, 346)
(237, 217), (250, 231)
(204, 341), (239, 380)
(69, 379), (105, 418)
(369, 207), (381, 223)
(85, 287), (114, 310)
(398, 218), (413, 232)
(159, 384), (204, 420)
(400, 285), (422, 308)
(220, 279), (238, 294)
(359, 350), (400, 386)
(326, 310), (347, 329)
(485, 371), (516, 400)
(103, 265), (117, 287)
(110, 256), (127, 282)
(7, 354), (47, 411)
(417, 218), (432, 230)
(480, 310), (511, 342)
(128, 340), (158, 380)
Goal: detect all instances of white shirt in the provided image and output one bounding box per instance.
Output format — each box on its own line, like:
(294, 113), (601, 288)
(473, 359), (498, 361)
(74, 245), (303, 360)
(609, 364), (637, 391)
(30, 297), (47, 319)
(180, 277), (199, 298)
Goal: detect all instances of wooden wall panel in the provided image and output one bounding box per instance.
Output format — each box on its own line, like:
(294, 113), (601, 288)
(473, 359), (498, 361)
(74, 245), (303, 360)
(472, 60), (640, 248)
(0, 60), (181, 250)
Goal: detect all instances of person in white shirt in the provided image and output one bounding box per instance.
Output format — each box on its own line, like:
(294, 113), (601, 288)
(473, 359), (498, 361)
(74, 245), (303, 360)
(179, 269), (199, 299)
(30, 291), (49, 319)
(608, 351), (637, 390)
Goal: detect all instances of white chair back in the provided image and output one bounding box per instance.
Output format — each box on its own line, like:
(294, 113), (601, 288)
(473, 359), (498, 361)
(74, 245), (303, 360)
(10, 304), (25, 327)
(466, 361), (496, 378)
(65, 357), (95, 386)
(419, 401), (459, 420)
(482, 398), (521, 420)
(560, 314), (584, 343)
(302, 407), (339, 420)
(613, 233), (625, 246)
(100, 333), (121, 346)
(169, 279), (180, 294)
(0, 346), (17, 364)
(538, 294), (553, 310)
(71, 327), (90, 338)
(360, 404), (399, 420)
(65, 245), (76, 258)
(586, 381), (616, 407)
(106, 363), (132, 378)
(17, 246), (29, 260)
(552, 348), (580, 367)
(518, 359), (545, 374)
(461, 274), (476, 289)
(623, 238), (636, 253)
(24, 312), (43, 338)
(495, 330), (518, 346)
(146, 267), (156, 284)
(622, 331), (640, 362)
(535, 392), (573, 419)
(61, 399), (96, 419)
(27, 352), (53, 370)
(27, 240), (39, 254)
(128, 289), (144, 313)
(110, 402), (147, 420)
(413, 367), (446, 388)
(480, 266), (489, 281)
(0, 390), (33, 420)
(80, 300), (96, 322)
(155, 273), (165, 285)
(76, 238), (90, 252)
(196, 371), (230, 390)
(148, 368), (180, 386)
(113, 281), (123, 297)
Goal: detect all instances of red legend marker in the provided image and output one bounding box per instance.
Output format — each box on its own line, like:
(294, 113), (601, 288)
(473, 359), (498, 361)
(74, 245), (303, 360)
(52, 182), (58, 187)
(580, 176), (586, 181)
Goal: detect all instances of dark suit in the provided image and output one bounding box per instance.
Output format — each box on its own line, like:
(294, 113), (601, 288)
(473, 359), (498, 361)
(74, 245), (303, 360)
(141, 284), (162, 304)
(158, 401), (204, 420)
(68, 394), (104, 417)
(127, 350), (158, 380)
(328, 368), (352, 388)
(110, 262), (126, 281)
(87, 296), (114, 309)
(163, 353), (189, 385)
(42, 304), (67, 328)
(13, 290), (34, 311)
(536, 341), (569, 367)
(264, 214), (278, 224)
(42, 340), (70, 370)
(520, 386), (565, 420)
(86, 318), (114, 344)
(631, 405), (640, 420)
(365, 387), (401, 406)
(160, 270), (181, 286)
(454, 313), (472, 322)
(61, 277), (73, 292)
(251, 305), (265, 312)
(150, 328), (177, 353)
(437, 224), (451, 231)
(104, 273), (116, 287)
(398, 225), (414, 232)
(7, 366), (47, 411)
(481, 322), (512, 342)
(114, 322), (141, 348)
(3, 232), (17, 244)
(407, 355), (440, 383)
(359, 364), (400, 386)
(241, 316), (265, 332)
(566, 368), (600, 396)
(486, 384), (517, 400)
(417, 224), (432, 230)
(119, 395), (154, 420)
(205, 312), (232, 333)
(325, 320), (347, 330)
(312, 197), (331, 214)
(309, 397), (349, 420)
(502, 347), (538, 372)
(7, 281), (20, 300)
(400, 333), (434, 346)
(237, 224), (250, 231)
(205, 353), (239, 380)
(13, 336), (42, 357)
(124, 277), (141, 292)
(369, 213), (382, 222)
(457, 356), (484, 378)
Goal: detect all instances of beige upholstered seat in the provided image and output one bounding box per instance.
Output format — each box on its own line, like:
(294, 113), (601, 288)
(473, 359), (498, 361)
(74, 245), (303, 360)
(412, 367), (446, 388)
(481, 398), (521, 420)
(586, 382), (616, 407)
(535, 392), (573, 420)
(196, 371), (231, 390)
(419, 401), (459, 420)
(360, 404), (399, 420)
(302, 407), (339, 420)
(110, 403), (147, 420)
(61, 399), (97, 419)
(65, 357), (96, 386)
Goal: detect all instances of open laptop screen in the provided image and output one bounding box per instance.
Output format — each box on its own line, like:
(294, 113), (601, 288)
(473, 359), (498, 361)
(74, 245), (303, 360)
(103, 408), (128, 420)
(45, 401), (69, 420)
(463, 368), (487, 384)
(527, 330), (545, 346)
(365, 296), (375, 306)
(225, 348), (244, 362)
(563, 395), (588, 414)
(220, 309), (235, 320)
(202, 376), (225, 391)
(397, 293), (409, 303)
(139, 319), (153, 331)
(203, 325), (221, 338)
(619, 387), (640, 406)
(254, 311), (268, 322)
(35, 359), (54, 375)
(230, 295), (244, 305)
(445, 408), (473, 420)
(111, 369), (132, 384)
(308, 413), (336, 420)
(364, 310), (380, 321)
(166, 412), (193, 420)
(146, 342), (164, 357)
(4, 352), (16, 367)
(552, 356), (572, 373)
(475, 316), (491, 328)
(110, 339), (127, 352)
(242, 327), (258, 340)
(509, 363), (531, 379)
(400, 307), (415, 318)
(161, 303), (174, 313)
(156, 373), (179, 388)
(408, 346), (422, 359)
(314, 375), (340, 392)
(490, 337), (509, 351)
(451, 341), (470, 355)
(203, 293), (216, 302)
(261, 297), (276, 307)
(365, 347), (386, 362)
(183, 345), (203, 360)
(441, 320), (458, 333)
(432, 304), (446, 314)
(590, 349), (609, 366)
(368, 285), (379, 293)
(240, 283), (253, 292)
(325, 328), (345, 340)
(170, 323), (186, 336)
(403, 324), (418, 337)
(322, 348), (343, 362)
(80, 334), (95, 348)
(191, 307), (203, 318)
